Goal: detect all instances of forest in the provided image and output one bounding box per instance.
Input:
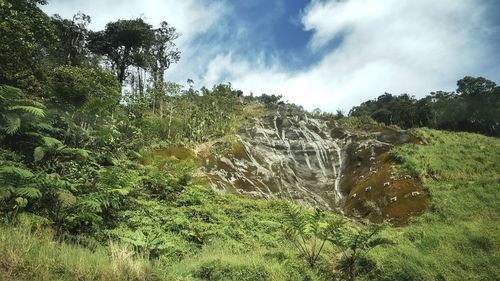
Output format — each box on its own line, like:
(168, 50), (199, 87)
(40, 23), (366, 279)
(0, 1), (499, 280)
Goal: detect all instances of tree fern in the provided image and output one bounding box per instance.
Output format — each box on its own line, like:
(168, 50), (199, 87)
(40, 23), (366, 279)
(14, 187), (42, 199)
(9, 105), (46, 118)
(283, 204), (345, 267)
(0, 166), (35, 179)
(42, 136), (63, 147)
(3, 113), (21, 134)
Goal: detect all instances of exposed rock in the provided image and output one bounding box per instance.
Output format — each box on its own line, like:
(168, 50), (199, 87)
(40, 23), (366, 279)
(157, 106), (429, 223)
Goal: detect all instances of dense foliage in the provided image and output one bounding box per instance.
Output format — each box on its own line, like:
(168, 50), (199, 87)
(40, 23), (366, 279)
(350, 77), (500, 136)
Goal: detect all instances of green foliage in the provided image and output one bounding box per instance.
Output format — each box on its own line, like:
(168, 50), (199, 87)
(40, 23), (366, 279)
(368, 128), (500, 281)
(0, 0), (56, 91)
(0, 224), (155, 281)
(48, 66), (121, 115)
(89, 18), (156, 85)
(128, 83), (248, 144)
(50, 12), (92, 66)
(1, 1), (499, 280)
(333, 224), (390, 281)
(283, 205), (344, 267)
(349, 77), (500, 136)
(0, 85), (47, 137)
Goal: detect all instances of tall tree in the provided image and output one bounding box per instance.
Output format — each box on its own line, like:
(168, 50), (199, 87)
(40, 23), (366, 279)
(456, 76), (496, 96)
(89, 18), (155, 86)
(51, 12), (91, 66)
(0, 0), (56, 91)
(150, 21), (181, 87)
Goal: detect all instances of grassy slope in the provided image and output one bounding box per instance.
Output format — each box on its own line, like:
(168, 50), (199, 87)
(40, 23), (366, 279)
(0, 225), (154, 281)
(0, 128), (498, 281)
(369, 128), (500, 280)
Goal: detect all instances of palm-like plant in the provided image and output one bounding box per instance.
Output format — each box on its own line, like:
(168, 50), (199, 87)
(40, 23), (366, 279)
(0, 85), (46, 137)
(283, 204), (345, 267)
(331, 224), (391, 281)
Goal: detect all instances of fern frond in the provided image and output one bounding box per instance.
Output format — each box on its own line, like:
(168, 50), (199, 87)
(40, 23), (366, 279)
(15, 187), (42, 199)
(0, 186), (14, 201)
(9, 105), (46, 118)
(58, 147), (90, 159)
(42, 136), (63, 148)
(0, 85), (23, 100)
(18, 98), (45, 109)
(0, 166), (35, 179)
(33, 146), (45, 162)
(3, 113), (21, 134)
(36, 122), (59, 133)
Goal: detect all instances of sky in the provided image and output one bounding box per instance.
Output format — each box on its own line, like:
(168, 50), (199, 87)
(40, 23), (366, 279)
(42, 0), (500, 112)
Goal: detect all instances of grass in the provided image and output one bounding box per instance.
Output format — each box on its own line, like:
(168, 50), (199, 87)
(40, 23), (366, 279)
(0, 128), (498, 280)
(0, 225), (155, 281)
(159, 240), (325, 281)
(367, 128), (500, 280)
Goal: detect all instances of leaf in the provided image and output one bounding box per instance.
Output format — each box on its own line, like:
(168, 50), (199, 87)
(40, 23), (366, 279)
(0, 166), (35, 179)
(3, 113), (21, 134)
(9, 105), (46, 117)
(15, 197), (28, 208)
(33, 146), (45, 162)
(0, 187), (14, 201)
(59, 147), (90, 159)
(15, 187), (42, 199)
(42, 136), (63, 148)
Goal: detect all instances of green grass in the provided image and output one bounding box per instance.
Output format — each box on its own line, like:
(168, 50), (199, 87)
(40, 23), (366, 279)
(368, 128), (500, 280)
(159, 240), (325, 281)
(0, 225), (155, 281)
(1, 128), (498, 280)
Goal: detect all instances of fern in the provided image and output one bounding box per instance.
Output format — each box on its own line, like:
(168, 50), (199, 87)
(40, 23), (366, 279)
(58, 147), (90, 159)
(0, 166), (35, 179)
(283, 204), (345, 267)
(34, 146), (45, 162)
(9, 105), (46, 118)
(3, 113), (21, 134)
(15, 187), (42, 199)
(0, 85), (22, 100)
(0, 186), (14, 201)
(42, 136), (63, 147)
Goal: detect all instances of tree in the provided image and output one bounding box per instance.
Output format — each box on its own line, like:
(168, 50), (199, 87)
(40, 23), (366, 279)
(0, 0), (56, 91)
(89, 18), (155, 86)
(150, 21), (181, 87)
(48, 66), (121, 126)
(51, 12), (91, 66)
(456, 76), (496, 96)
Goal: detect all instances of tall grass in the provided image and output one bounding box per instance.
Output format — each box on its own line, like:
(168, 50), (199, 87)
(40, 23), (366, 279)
(0, 225), (155, 281)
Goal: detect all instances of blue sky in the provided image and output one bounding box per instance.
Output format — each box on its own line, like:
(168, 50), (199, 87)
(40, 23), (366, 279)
(43, 0), (500, 112)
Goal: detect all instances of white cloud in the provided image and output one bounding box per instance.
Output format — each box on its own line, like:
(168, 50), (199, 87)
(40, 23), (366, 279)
(43, 0), (224, 43)
(42, 0), (230, 86)
(42, 0), (498, 112)
(201, 0), (496, 111)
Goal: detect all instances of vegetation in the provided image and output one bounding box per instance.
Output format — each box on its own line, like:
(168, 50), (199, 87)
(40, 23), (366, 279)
(0, 1), (498, 280)
(350, 77), (500, 136)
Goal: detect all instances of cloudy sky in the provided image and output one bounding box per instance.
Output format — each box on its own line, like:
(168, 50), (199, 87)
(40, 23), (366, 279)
(42, 0), (500, 112)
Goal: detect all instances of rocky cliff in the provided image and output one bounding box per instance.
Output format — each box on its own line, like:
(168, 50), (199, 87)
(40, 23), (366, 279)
(198, 106), (429, 223)
(152, 105), (429, 223)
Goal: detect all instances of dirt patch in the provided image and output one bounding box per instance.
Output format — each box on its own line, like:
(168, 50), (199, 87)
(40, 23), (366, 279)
(341, 131), (430, 224)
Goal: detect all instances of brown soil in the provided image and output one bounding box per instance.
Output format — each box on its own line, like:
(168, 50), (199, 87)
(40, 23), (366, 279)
(342, 145), (430, 225)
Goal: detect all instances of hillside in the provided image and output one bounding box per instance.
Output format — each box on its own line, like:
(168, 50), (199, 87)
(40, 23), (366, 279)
(1, 102), (499, 280)
(1, 1), (499, 280)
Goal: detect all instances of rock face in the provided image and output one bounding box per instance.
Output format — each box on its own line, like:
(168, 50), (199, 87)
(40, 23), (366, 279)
(203, 107), (348, 212)
(198, 106), (429, 222)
